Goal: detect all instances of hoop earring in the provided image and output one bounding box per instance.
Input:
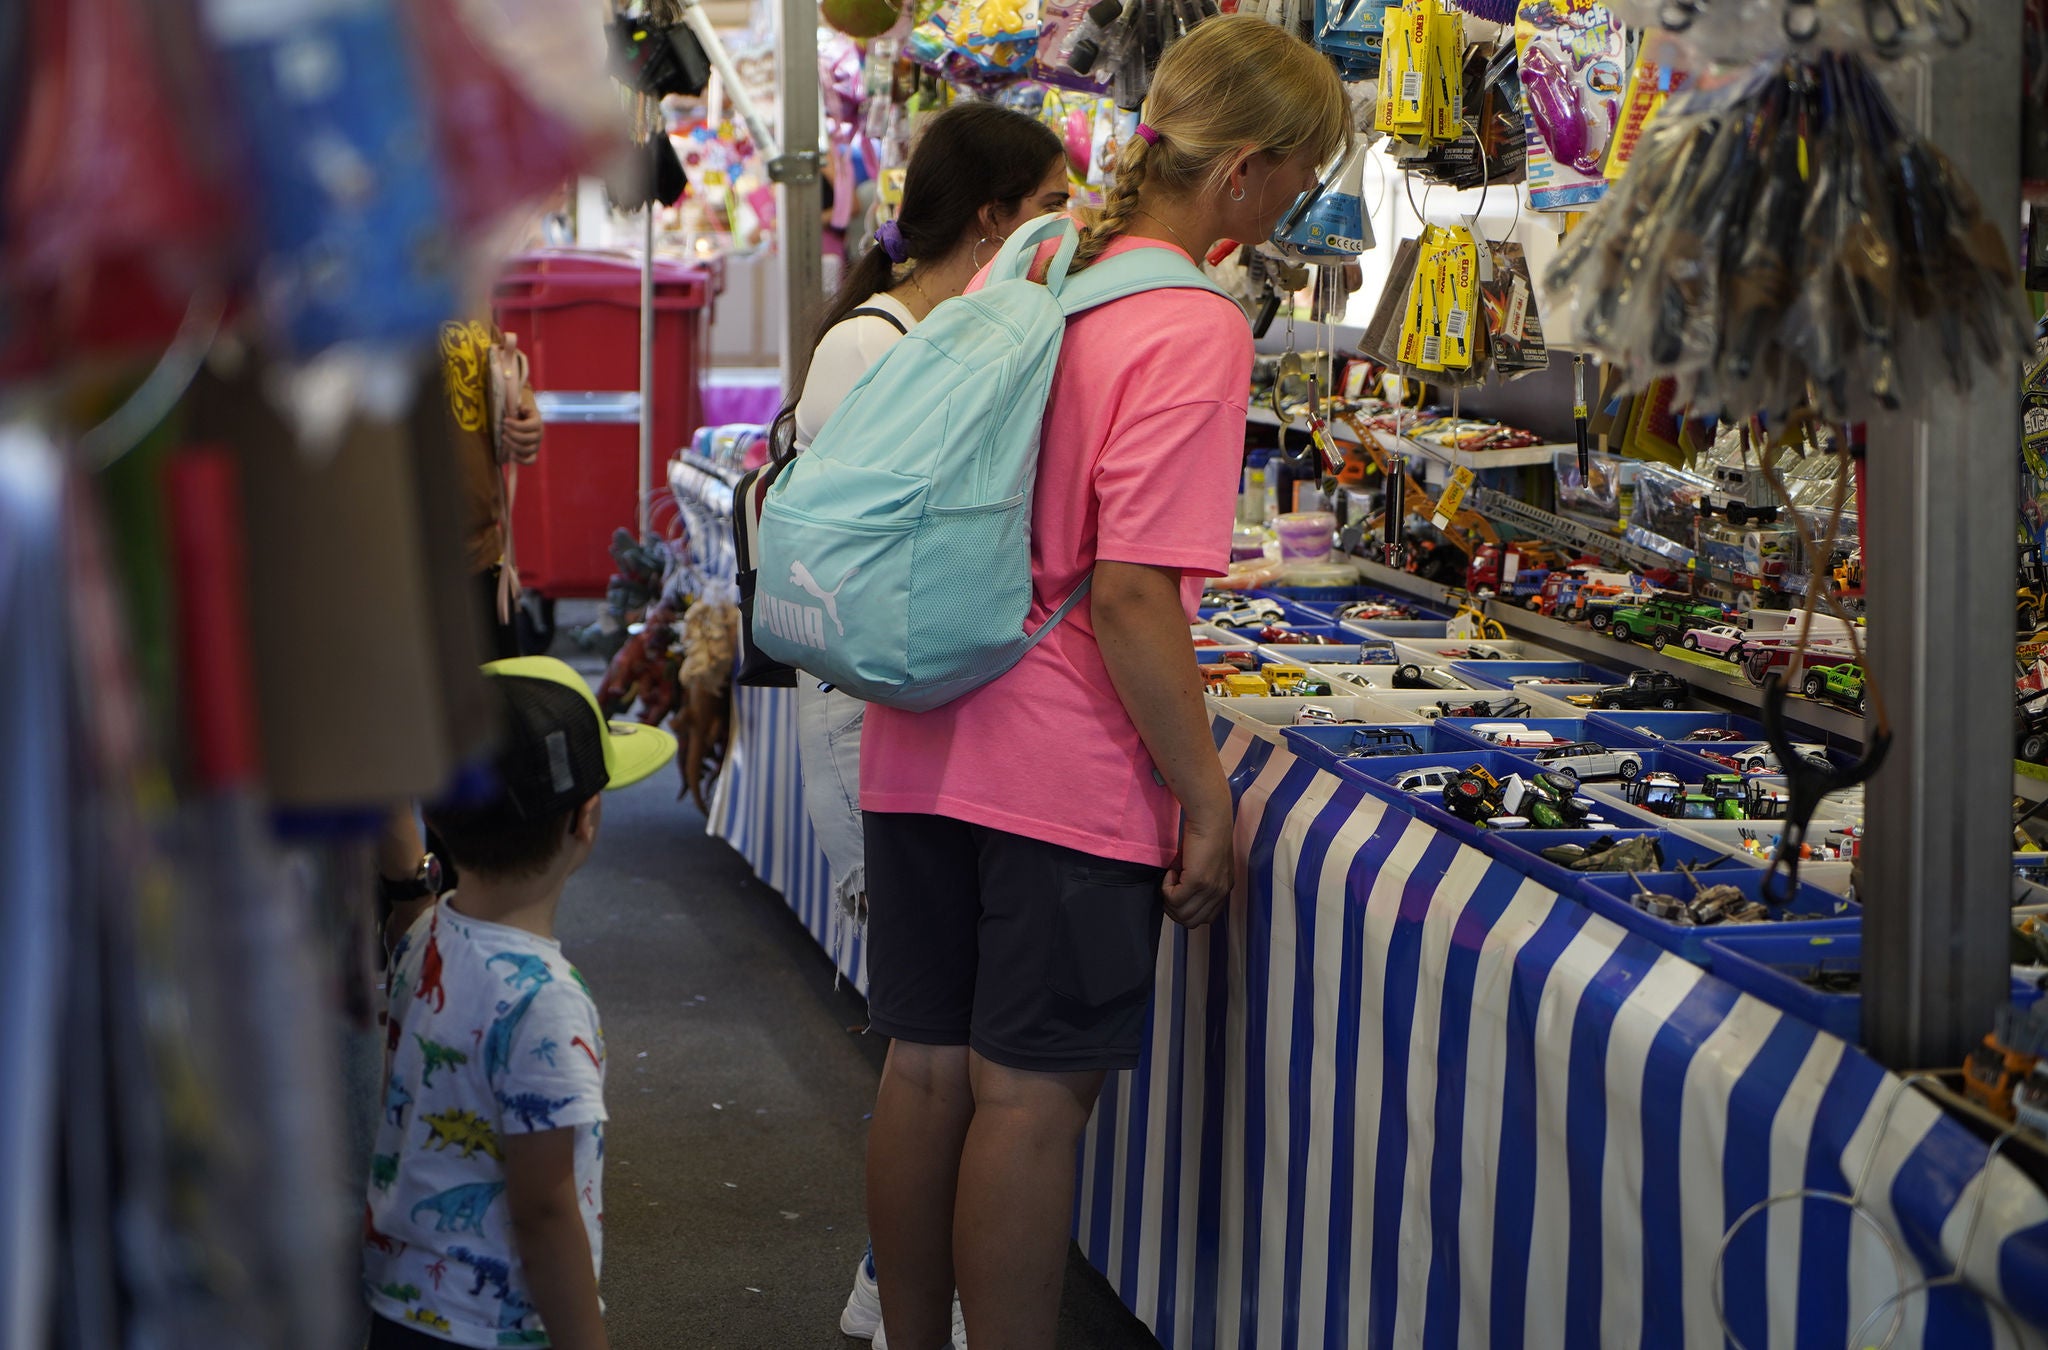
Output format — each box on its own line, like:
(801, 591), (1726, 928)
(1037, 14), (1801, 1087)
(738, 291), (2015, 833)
(972, 236), (989, 270)
(1230, 186), (1246, 202)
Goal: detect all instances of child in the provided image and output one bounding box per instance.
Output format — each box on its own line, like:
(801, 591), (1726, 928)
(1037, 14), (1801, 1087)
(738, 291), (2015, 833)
(363, 657), (675, 1349)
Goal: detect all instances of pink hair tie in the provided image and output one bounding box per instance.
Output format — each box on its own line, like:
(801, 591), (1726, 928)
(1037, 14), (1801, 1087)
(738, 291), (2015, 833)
(1134, 123), (1160, 145)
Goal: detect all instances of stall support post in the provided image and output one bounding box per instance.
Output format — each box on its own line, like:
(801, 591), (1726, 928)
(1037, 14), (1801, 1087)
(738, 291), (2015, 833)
(639, 202), (656, 540)
(774, 0), (824, 393)
(1860, 22), (2022, 1070)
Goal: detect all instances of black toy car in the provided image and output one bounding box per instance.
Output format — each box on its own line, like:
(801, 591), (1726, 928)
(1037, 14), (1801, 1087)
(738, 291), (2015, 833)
(1341, 728), (1424, 759)
(1584, 670), (1687, 710)
(2019, 691), (2048, 763)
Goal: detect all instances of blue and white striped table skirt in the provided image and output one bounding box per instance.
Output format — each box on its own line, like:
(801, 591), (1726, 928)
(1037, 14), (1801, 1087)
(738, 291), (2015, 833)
(710, 687), (2048, 1347)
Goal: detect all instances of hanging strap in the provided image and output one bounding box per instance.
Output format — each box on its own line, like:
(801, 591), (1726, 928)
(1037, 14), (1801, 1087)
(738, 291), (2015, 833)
(846, 305), (909, 334)
(1019, 574), (1094, 653)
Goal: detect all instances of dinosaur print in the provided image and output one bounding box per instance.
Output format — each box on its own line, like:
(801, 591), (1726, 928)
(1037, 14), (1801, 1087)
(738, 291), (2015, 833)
(405, 1308), (452, 1333)
(592, 1121), (605, 1159)
(530, 1037), (558, 1067)
(384, 1078), (413, 1127)
(377, 1282), (421, 1303)
(571, 1036), (601, 1070)
(410, 1181), (505, 1234)
(487, 951), (553, 992)
(416, 912), (448, 1013)
(363, 1204), (406, 1257)
(498, 1290), (541, 1334)
(484, 988), (540, 1080)
(569, 965), (593, 997)
(370, 1152), (400, 1191)
(422, 1108), (503, 1161)
(497, 1091), (577, 1130)
(425, 1258), (448, 1291)
(414, 1034), (469, 1087)
(449, 1244), (512, 1300)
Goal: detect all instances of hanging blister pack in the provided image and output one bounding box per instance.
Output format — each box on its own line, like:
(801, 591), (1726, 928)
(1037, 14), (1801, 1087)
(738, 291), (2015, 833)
(1270, 141), (1377, 260)
(1435, 224), (1480, 369)
(1316, 0), (1394, 78)
(1514, 0), (1625, 210)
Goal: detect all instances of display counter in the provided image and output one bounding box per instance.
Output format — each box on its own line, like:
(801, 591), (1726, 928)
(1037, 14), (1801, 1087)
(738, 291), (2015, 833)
(672, 460), (2048, 1348)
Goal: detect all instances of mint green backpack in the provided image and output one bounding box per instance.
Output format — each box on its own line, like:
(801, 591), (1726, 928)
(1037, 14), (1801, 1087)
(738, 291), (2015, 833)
(753, 215), (1232, 711)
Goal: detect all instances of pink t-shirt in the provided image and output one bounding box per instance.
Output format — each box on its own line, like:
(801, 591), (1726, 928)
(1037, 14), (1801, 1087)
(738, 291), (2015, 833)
(859, 236), (1252, 867)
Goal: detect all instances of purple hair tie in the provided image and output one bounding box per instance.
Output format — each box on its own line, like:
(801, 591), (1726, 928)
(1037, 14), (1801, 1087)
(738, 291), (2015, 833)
(1134, 123), (1160, 146)
(875, 219), (908, 264)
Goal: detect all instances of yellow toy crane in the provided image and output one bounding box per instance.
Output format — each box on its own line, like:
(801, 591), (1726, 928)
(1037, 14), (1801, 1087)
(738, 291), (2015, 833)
(1338, 412), (1499, 558)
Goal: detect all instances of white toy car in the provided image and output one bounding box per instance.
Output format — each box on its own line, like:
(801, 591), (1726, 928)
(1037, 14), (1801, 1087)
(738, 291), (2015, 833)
(1528, 741), (1645, 782)
(1388, 766), (1463, 794)
(1680, 624), (1747, 659)
(1470, 722), (1564, 748)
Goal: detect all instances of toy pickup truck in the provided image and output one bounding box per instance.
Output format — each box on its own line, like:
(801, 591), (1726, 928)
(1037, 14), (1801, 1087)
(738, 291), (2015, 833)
(1740, 642), (1858, 688)
(1799, 662), (1869, 715)
(1576, 670), (1688, 710)
(1608, 596), (1729, 649)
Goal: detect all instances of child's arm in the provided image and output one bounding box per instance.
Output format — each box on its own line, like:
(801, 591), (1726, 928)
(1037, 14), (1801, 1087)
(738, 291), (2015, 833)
(503, 1129), (609, 1350)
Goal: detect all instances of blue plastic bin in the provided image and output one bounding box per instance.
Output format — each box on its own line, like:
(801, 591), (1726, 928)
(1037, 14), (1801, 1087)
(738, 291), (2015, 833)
(1703, 930), (2045, 1044)
(1282, 721), (1473, 769)
(1575, 869), (1858, 960)
(1434, 716), (1596, 754)
(1337, 618), (1455, 640)
(1256, 586), (1448, 619)
(1587, 710), (1770, 747)
(1453, 659), (1628, 691)
(1481, 826), (1737, 896)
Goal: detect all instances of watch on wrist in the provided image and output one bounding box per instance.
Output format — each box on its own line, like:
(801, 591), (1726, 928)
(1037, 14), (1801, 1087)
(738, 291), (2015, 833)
(379, 852), (445, 905)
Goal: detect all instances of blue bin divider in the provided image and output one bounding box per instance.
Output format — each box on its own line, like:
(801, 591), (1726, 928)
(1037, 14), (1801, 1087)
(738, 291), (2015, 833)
(1434, 716), (1593, 754)
(1281, 720), (1477, 769)
(1480, 826), (1743, 897)
(1574, 869), (1858, 961)
(1703, 930), (2041, 1045)
(1453, 659), (1628, 691)
(1255, 586), (1450, 619)
(1338, 618), (1454, 640)
(1586, 709), (1769, 746)
(1331, 748), (1540, 847)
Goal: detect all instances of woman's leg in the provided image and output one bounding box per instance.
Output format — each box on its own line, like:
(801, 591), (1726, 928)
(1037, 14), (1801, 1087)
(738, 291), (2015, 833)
(952, 1056), (1105, 1350)
(867, 1040), (976, 1350)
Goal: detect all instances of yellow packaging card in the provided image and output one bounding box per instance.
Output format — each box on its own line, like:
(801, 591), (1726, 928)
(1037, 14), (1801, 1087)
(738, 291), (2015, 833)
(1399, 229), (1446, 371)
(1432, 465), (1476, 531)
(1428, 6), (1463, 144)
(1438, 225), (1479, 369)
(1396, 0), (1430, 129)
(1375, 2), (1406, 133)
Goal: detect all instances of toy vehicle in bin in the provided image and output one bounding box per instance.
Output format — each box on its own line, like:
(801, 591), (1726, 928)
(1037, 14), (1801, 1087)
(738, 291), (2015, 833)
(1530, 742), (1644, 782)
(1609, 596), (1729, 649)
(1339, 728), (1423, 759)
(1800, 662), (1869, 715)
(1624, 771), (1686, 817)
(1294, 706), (1370, 726)
(1441, 765), (1508, 822)
(1468, 723), (1564, 748)
(1740, 640), (1857, 687)
(1256, 624), (1340, 645)
(1336, 598), (1423, 623)
(2018, 690), (2048, 763)
(1696, 744), (1833, 774)
(1576, 670), (1688, 710)
(1212, 599), (1287, 628)
(1425, 696), (1532, 720)
(1679, 624), (1748, 658)
(1264, 664), (1312, 694)
(1682, 727), (1747, 743)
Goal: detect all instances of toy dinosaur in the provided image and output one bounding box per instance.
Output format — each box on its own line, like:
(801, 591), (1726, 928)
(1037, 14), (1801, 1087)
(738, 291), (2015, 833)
(370, 1152), (400, 1191)
(484, 988), (540, 1081)
(497, 1091), (578, 1131)
(413, 1034), (469, 1087)
(410, 1181), (506, 1234)
(422, 1109), (503, 1161)
(596, 603), (682, 723)
(671, 601), (738, 813)
(448, 1244), (513, 1300)
(487, 951), (553, 993)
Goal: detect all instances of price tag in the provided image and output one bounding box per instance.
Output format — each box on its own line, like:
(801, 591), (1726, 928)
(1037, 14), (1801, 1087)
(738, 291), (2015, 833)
(1432, 465), (1475, 530)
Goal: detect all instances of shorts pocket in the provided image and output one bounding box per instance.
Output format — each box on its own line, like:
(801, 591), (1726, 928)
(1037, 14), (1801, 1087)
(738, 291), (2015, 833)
(1048, 863), (1164, 1009)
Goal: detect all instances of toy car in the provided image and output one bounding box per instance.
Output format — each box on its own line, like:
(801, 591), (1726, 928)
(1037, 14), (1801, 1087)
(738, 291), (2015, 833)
(1441, 765), (1508, 822)
(1292, 707), (1369, 726)
(1510, 675), (1598, 686)
(1623, 771), (1687, 817)
(1608, 596), (1729, 649)
(1339, 728), (1423, 759)
(1740, 641), (1857, 687)
(1424, 696), (1533, 720)
(1679, 624), (1748, 659)
(1469, 722), (1564, 748)
(2017, 690), (2048, 763)
(1394, 663), (1463, 690)
(1503, 770), (1603, 828)
(1336, 599), (1420, 623)
(1212, 599), (1286, 628)
(1800, 663), (1869, 715)
(1257, 625), (1340, 645)
(1714, 744), (1833, 774)
(1681, 727), (1747, 743)
(1529, 741), (1644, 782)
(1390, 764), (1468, 794)
(1438, 644), (1509, 659)
(1583, 670), (1688, 710)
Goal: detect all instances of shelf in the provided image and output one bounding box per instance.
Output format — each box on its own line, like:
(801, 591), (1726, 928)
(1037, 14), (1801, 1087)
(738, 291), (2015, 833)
(1341, 554), (1873, 745)
(1245, 405), (1569, 472)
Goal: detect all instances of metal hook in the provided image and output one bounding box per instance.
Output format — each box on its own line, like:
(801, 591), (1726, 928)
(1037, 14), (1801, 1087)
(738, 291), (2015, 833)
(1784, 0), (1822, 41)
(1758, 674), (1890, 906)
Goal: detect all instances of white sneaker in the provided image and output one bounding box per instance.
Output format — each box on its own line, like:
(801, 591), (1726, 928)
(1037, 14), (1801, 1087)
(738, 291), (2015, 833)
(867, 1293), (967, 1350)
(840, 1250), (883, 1339)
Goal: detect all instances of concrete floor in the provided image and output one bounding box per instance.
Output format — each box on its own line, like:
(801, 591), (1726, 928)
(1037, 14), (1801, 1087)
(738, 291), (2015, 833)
(554, 749), (1163, 1349)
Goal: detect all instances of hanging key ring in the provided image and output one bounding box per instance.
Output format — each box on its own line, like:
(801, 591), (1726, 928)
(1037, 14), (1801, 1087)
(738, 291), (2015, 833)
(1784, 0), (1822, 41)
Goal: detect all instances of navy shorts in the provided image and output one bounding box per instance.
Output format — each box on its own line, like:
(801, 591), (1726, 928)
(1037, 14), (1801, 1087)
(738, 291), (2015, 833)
(863, 812), (1167, 1073)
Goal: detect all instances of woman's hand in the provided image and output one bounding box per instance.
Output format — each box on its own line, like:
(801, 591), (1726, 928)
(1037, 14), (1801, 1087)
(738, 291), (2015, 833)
(1092, 559), (1237, 929)
(503, 388), (543, 464)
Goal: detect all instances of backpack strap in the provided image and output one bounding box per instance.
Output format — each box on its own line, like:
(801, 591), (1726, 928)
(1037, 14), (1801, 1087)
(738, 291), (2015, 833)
(1053, 243), (1234, 317)
(1020, 574), (1094, 652)
(846, 305), (909, 334)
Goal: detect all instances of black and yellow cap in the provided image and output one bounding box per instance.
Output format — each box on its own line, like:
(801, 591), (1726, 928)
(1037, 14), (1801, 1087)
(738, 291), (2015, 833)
(481, 657), (677, 818)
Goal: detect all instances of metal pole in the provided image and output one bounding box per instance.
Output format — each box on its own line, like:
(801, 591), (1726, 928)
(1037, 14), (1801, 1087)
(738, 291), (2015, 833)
(639, 199), (655, 541)
(775, 0), (824, 392)
(1860, 23), (2021, 1070)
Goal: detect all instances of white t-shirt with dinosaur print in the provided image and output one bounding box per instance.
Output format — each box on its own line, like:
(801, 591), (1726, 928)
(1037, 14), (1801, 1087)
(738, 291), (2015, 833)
(364, 902), (607, 1346)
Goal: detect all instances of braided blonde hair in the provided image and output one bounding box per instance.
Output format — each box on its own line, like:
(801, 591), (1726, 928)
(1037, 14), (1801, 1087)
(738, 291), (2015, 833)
(1074, 15), (1349, 267)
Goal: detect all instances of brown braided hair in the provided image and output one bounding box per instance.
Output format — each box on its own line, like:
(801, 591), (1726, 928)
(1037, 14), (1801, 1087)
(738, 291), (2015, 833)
(1073, 15), (1349, 268)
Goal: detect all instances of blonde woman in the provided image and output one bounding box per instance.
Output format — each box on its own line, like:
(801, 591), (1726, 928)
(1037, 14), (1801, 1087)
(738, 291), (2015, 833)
(855, 18), (1349, 1350)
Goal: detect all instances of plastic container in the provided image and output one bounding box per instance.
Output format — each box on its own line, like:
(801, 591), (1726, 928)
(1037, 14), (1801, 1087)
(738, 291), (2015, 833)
(1275, 511), (1338, 563)
(1231, 523), (1269, 562)
(1209, 695), (1393, 733)
(1574, 870), (1858, 961)
(495, 249), (713, 597)
(1260, 586), (1448, 615)
(1351, 687), (1585, 722)
(1258, 640), (1403, 667)
(1434, 716), (1598, 754)
(1481, 826), (1732, 896)
(1282, 720), (1475, 768)
(1453, 659), (1627, 691)
(1333, 748), (1543, 846)
(1586, 709), (1770, 747)
(1702, 930), (2042, 1044)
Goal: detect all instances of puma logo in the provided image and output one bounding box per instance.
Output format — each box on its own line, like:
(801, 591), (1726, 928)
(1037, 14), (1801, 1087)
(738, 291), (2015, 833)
(789, 561), (858, 636)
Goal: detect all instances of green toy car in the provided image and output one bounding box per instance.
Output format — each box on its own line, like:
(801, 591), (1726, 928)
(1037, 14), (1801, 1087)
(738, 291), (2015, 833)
(1608, 596), (1729, 649)
(1800, 662), (1869, 715)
